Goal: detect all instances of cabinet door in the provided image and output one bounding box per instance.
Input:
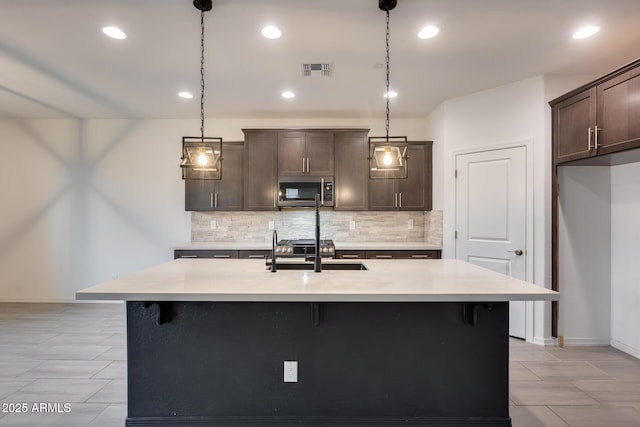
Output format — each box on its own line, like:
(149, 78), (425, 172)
(366, 250), (441, 259)
(335, 250), (366, 259)
(185, 179), (216, 211)
(554, 88), (596, 164)
(216, 143), (243, 210)
(398, 144), (430, 211)
(305, 132), (334, 176)
(238, 250), (271, 259)
(277, 132), (306, 176)
(174, 250), (239, 259)
(597, 67), (640, 155)
(243, 131), (278, 210)
(368, 178), (396, 210)
(334, 131), (368, 210)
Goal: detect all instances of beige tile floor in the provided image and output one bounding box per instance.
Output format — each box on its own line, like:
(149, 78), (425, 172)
(1, 303), (640, 426)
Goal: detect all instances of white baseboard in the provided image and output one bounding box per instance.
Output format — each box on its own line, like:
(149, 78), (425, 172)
(562, 337), (611, 346)
(532, 336), (557, 347)
(610, 339), (640, 359)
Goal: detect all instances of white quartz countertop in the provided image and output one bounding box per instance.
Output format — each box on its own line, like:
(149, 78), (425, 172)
(76, 259), (557, 303)
(173, 242), (442, 250)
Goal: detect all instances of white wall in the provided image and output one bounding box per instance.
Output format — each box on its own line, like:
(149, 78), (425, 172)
(557, 167), (612, 345)
(0, 117), (427, 301)
(0, 119), (189, 301)
(610, 162), (640, 357)
(425, 76), (552, 343)
(423, 74), (604, 345)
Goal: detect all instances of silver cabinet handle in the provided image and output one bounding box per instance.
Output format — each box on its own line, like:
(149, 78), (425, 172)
(307, 157), (310, 174)
(411, 254), (432, 259)
(320, 178), (325, 206)
(213, 255), (231, 258)
(210, 193), (214, 208)
(399, 193), (402, 208)
(341, 254), (361, 259)
(507, 249), (524, 256)
(179, 255), (198, 258)
(394, 193), (398, 208)
(588, 127), (592, 151)
(302, 157), (305, 173)
(273, 192), (277, 208)
(594, 125), (600, 150)
(374, 255), (393, 259)
(214, 193), (218, 209)
(247, 254), (266, 258)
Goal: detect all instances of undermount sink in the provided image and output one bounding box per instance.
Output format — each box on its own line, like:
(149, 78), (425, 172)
(268, 262), (368, 271)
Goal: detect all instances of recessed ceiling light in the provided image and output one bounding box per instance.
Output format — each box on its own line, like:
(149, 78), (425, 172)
(418, 26), (440, 40)
(102, 26), (127, 40)
(178, 92), (194, 99)
(573, 25), (600, 39)
(281, 91), (295, 99)
(261, 25), (282, 40)
(384, 91), (398, 99)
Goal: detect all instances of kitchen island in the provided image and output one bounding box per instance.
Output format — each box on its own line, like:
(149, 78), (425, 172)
(77, 259), (558, 427)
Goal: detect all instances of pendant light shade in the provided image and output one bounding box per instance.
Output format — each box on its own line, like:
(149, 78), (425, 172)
(181, 0), (222, 180)
(181, 136), (222, 179)
(369, 0), (408, 179)
(369, 136), (408, 179)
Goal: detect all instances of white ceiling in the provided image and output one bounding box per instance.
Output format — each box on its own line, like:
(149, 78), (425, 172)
(1, 0), (639, 120)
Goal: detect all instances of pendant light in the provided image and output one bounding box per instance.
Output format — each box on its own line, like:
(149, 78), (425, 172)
(369, 0), (408, 179)
(181, 0), (222, 180)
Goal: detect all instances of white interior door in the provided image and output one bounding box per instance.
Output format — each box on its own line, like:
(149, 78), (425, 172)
(455, 146), (527, 339)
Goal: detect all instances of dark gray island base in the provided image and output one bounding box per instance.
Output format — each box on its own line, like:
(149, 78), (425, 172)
(126, 301), (511, 426)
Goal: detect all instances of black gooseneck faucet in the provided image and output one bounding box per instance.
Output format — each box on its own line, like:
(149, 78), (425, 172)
(314, 194), (322, 273)
(271, 229), (277, 272)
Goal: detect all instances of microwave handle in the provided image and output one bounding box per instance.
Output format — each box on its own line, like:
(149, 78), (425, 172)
(320, 178), (325, 206)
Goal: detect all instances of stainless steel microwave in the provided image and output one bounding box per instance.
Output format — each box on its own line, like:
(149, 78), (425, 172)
(277, 176), (334, 207)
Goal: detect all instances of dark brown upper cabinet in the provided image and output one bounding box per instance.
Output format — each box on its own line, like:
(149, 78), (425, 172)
(334, 130), (370, 210)
(185, 142), (243, 211)
(242, 130), (278, 211)
(278, 131), (334, 176)
(368, 142), (432, 211)
(596, 66), (640, 156)
(553, 88), (596, 164)
(551, 58), (640, 165)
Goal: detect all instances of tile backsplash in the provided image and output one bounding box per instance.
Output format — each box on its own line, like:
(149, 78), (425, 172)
(191, 210), (442, 245)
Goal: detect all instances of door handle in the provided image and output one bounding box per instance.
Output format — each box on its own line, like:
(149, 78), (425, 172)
(507, 249), (524, 256)
(306, 157), (310, 174)
(594, 125), (600, 150)
(214, 193), (218, 209)
(588, 127), (592, 151)
(399, 192), (402, 208)
(302, 157), (306, 173)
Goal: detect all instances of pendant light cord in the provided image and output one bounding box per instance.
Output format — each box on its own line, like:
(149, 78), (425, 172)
(200, 6), (205, 143)
(385, 9), (390, 142)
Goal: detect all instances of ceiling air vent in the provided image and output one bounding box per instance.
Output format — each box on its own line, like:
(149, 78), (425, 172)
(302, 63), (332, 77)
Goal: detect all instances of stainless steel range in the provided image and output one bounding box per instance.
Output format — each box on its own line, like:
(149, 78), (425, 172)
(275, 239), (335, 258)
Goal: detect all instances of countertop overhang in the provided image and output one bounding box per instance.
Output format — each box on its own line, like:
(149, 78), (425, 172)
(76, 259), (558, 303)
